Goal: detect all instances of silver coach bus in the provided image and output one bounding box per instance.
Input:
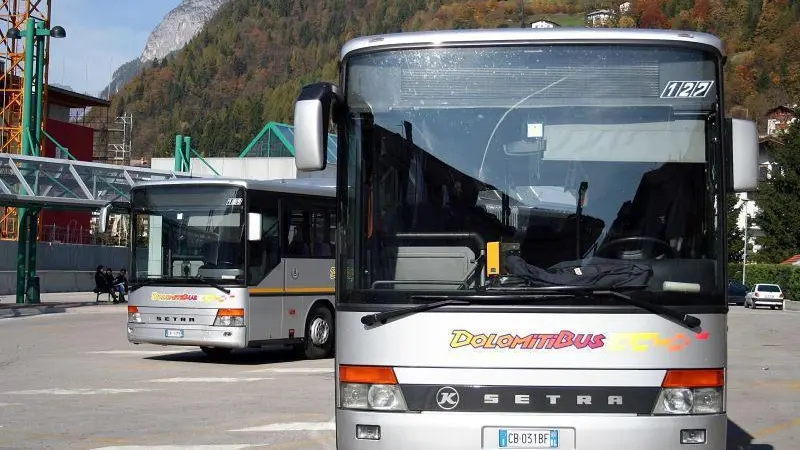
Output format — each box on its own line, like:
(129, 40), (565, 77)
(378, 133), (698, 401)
(293, 28), (759, 449)
(100, 177), (337, 359)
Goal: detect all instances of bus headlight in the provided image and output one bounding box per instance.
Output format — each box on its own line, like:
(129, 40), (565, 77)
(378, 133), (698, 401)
(213, 308), (245, 327)
(653, 370), (724, 415)
(339, 365), (408, 411)
(341, 383), (407, 411)
(127, 306), (142, 323)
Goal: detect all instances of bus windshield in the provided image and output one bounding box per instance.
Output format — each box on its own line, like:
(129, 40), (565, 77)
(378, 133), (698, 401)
(131, 185), (247, 284)
(341, 44), (724, 305)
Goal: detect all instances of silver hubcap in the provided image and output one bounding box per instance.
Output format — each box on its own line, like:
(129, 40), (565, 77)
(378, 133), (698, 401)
(309, 317), (330, 346)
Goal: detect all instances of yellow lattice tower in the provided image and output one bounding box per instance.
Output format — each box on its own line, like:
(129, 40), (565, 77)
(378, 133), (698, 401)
(0, 0), (51, 240)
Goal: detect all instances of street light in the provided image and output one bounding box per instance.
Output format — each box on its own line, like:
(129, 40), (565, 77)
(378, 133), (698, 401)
(742, 199), (753, 285)
(743, 212), (750, 285)
(8, 18), (67, 156)
(7, 18), (66, 304)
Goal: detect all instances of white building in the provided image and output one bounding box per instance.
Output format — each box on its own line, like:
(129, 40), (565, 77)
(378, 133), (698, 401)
(531, 19), (560, 28)
(586, 9), (614, 26)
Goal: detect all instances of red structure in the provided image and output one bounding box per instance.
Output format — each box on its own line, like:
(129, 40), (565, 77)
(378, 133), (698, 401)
(38, 85), (109, 244)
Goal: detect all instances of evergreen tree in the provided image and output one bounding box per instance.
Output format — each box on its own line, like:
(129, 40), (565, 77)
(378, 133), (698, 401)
(726, 193), (744, 262)
(752, 113), (800, 263)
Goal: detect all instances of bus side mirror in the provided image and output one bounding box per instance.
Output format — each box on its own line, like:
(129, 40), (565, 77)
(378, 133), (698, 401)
(248, 213), (262, 241)
(726, 118), (759, 193)
(293, 82), (341, 172)
(98, 204), (111, 233)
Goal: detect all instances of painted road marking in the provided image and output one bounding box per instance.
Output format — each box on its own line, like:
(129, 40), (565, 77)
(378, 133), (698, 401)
(753, 379), (800, 391)
(90, 446), (262, 449)
(751, 417), (800, 439)
(231, 419), (336, 432)
(3, 388), (157, 395)
(90, 440), (335, 450)
(87, 350), (189, 356)
(146, 377), (273, 383)
(245, 367), (333, 374)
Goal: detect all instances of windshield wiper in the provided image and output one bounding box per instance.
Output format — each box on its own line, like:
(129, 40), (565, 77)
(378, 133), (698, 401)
(130, 277), (231, 295)
(592, 288), (701, 330)
(193, 277), (231, 295)
(359, 291), (574, 327)
(129, 278), (160, 292)
(360, 287), (700, 331)
(506, 285), (701, 330)
(361, 299), (471, 326)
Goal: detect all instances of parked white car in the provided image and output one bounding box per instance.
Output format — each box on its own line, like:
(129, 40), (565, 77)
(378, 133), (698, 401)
(744, 283), (784, 310)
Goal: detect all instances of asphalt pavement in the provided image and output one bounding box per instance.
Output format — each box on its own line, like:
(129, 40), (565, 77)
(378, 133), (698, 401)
(0, 298), (797, 449)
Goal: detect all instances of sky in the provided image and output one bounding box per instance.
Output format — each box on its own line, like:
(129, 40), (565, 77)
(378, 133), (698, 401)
(48, 0), (181, 98)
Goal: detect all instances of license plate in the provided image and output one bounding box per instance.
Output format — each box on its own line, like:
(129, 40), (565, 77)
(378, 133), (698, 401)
(499, 429), (559, 448)
(165, 329), (184, 338)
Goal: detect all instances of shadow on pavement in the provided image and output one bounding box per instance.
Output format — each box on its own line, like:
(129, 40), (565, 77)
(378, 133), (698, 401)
(144, 345), (330, 366)
(728, 419), (774, 450)
(0, 301), (104, 319)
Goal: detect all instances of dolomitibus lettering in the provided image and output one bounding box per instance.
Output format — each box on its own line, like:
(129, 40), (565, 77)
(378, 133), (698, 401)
(450, 330), (606, 350)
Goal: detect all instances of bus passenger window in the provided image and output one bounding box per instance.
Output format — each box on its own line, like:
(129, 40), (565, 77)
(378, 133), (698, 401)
(286, 210), (311, 256)
(312, 211), (333, 257)
(247, 196), (280, 286)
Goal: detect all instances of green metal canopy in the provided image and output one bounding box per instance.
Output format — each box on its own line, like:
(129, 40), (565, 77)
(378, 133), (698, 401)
(238, 121), (338, 164)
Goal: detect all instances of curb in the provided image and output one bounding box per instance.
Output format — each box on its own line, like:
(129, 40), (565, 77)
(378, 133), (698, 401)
(784, 299), (800, 312)
(0, 301), (102, 319)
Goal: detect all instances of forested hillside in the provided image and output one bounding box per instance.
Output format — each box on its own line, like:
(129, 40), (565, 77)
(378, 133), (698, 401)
(98, 0), (800, 158)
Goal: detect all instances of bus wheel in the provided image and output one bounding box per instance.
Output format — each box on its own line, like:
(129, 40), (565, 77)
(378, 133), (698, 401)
(304, 305), (333, 360)
(200, 346), (232, 359)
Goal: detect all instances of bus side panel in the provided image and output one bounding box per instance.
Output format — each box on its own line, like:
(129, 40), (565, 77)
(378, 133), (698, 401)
(283, 257), (336, 338)
(248, 260), (288, 341)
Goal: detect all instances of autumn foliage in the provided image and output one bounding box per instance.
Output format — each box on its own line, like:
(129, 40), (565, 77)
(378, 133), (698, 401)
(93, 0), (800, 158)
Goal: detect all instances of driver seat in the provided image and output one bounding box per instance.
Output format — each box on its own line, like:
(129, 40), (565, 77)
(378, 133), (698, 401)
(603, 163), (701, 259)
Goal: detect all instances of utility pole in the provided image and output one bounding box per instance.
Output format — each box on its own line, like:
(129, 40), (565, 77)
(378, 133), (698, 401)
(520, 0), (526, 28)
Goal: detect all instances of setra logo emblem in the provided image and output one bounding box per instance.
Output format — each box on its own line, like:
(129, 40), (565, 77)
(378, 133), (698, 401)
(436, 386), (460, 410)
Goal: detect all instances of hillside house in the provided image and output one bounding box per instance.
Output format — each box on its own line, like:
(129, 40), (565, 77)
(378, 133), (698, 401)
(765, 105), (797, 136)
(586, 9), (614, 26)
(531, 19), (560, 28)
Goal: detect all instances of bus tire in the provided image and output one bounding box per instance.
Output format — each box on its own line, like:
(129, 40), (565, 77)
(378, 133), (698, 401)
(200, 346), (233, 359)
(304, 304), (334, 360)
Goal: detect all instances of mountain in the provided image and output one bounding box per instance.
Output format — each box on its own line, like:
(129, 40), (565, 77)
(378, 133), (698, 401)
(140, 0), (232, 62)
(99, 0), (231, 99)
(98, 0), (800, 159)
(99, 58), (142, 100)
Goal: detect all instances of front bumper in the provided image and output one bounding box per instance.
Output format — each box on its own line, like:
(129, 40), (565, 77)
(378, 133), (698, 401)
(127, 323), (247, 348)
(336, 409), (726, 450)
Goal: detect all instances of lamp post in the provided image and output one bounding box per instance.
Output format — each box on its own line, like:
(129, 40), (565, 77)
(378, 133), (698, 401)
(8, 18), (66, 304)
(741, 199), (752, 286)
(742, 213), (748, 285)
(8, 19), (66, 156)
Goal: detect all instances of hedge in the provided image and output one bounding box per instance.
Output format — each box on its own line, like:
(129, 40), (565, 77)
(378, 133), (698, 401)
(728, 263), (800, 300)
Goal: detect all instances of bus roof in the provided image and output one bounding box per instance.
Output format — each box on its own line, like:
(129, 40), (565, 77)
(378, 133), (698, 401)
(341, 28), (723, 60)
(132, 177), (336, 197)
